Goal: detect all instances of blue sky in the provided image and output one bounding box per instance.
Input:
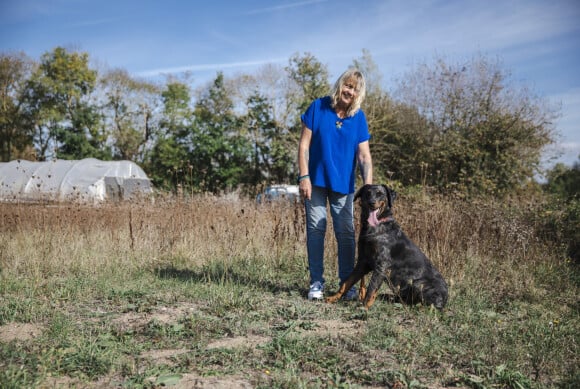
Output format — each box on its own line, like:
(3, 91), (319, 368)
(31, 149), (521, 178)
(1, 0), (579, 168)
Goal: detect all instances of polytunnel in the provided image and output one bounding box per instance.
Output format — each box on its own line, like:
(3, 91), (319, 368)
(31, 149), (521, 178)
(0, 158), (153, 203)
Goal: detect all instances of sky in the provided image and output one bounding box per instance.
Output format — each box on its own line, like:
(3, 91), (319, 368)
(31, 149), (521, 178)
(1, 0), (579, 169)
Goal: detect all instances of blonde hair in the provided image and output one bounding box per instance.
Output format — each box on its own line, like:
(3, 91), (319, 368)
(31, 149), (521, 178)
(330, 68), (366, 117)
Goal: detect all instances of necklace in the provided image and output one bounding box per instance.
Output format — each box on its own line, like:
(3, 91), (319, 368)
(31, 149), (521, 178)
(335, 108), (346, 129)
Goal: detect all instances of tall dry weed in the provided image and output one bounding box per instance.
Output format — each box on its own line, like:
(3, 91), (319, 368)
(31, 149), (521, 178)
(0, 192), (566, 304)
(393, 193), (562, 305)
(0, 197), (308, 281)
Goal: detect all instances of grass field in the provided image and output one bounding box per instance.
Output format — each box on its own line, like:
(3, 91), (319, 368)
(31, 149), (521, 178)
(0, 192), (578, 388)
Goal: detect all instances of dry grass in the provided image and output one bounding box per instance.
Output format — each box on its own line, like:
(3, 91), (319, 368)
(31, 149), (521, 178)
(0, 192), (578, 388)
(0, 192), (554, 301)
(0, 196), (305, 277)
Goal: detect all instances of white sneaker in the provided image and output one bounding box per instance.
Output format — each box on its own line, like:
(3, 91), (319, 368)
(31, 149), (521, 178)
(308, 281), (324, 300)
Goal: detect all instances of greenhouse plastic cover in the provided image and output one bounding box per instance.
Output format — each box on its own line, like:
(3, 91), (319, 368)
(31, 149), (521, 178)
(0, 158), (152, 203)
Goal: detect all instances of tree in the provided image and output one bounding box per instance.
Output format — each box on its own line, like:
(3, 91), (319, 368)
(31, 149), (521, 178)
(286, 52), (330, 117)
(146, 80), (194, 191)
(0, 52), (35, 161)
(394, 54), (559, 195)
(242, 90), (278, 185)
(227, 64), (293, 129)
(372, 101), (432, 186)
(23, 47), (103, 160)
(352, 50), (402, 183)
(99, 68), (159, 162)
(190, 72), (251, 193)
(544, 157), (580, 200)
(282, 53), (330, 180)
(543, 157), (580, 262)
(56, 102), (110, 160)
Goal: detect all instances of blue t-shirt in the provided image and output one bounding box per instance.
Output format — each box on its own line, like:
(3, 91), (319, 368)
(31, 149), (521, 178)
(301, 96), (371, 194)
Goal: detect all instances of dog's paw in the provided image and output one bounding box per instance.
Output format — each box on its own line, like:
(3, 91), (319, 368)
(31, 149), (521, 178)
(325, 295), (341, 304)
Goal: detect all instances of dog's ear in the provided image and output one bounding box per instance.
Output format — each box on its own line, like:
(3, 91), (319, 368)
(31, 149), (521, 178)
(383, 185), (397, 209)
(354, 185), (368, 201)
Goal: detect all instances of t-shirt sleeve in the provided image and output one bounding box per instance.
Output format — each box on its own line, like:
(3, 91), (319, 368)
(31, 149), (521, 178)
(301, 99), (318, 130)
(358, 111), (371, 143)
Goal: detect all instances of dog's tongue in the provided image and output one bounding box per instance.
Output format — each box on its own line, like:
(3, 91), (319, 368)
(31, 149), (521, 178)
(368, 209), (380, 227)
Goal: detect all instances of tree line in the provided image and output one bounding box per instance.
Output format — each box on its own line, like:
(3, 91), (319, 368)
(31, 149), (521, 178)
(0, 47), (568, 196)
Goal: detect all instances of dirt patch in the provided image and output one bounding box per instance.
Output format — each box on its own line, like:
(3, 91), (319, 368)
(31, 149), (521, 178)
(206, 335), (271, 350)
(109, 303), (198, 332)
(41, 375), (80, 388)
(309, 319), (365, 336)
(148, 373), (254, 389)
(0, 322), (44, 342)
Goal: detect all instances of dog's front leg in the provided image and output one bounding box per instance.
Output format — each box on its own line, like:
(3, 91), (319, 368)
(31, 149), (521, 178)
(358, 276), (366, 301)
(325, 265), (367, 303)
(362, 262), (388, 310)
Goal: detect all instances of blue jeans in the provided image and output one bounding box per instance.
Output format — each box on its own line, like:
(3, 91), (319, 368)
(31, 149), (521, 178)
(304, 186), (355, 286)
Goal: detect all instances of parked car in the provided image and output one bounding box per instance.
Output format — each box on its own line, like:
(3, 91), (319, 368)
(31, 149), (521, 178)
(256, 184), (300, 204)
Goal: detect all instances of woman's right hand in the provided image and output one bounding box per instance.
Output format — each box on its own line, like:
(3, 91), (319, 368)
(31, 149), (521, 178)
(299, 177), (312, 201)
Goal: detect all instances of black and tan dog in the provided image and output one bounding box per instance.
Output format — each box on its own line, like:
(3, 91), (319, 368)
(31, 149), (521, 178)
(326, 184), (448, 310)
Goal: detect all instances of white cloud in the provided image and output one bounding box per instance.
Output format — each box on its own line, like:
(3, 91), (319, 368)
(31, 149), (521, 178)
(136, 58), (287, 78)
(244, 0), (328, 15)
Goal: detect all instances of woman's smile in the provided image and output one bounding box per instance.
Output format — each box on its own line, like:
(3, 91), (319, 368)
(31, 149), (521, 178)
(340, 81), (357, 106)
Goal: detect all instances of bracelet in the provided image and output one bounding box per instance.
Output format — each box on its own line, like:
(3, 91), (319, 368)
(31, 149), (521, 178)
(297, 174), (310, 184)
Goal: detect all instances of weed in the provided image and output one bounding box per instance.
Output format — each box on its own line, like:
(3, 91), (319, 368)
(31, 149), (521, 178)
(0, 194), (578, 388)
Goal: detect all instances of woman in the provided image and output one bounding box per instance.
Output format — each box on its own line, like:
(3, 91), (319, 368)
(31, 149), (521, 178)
(297, 68), (373, 300)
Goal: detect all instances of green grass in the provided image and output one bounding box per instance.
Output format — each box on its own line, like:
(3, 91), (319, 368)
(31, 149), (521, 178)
(0, 195), (578, 388)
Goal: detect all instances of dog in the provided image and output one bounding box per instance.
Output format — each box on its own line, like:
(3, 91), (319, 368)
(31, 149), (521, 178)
(326, 184), (448, 310)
